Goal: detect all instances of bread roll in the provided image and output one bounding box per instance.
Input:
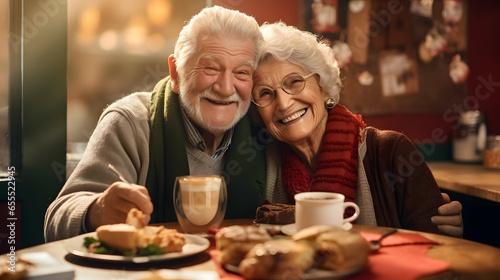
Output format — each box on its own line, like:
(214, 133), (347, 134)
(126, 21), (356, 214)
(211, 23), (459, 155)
(0, 256), (31, 280)
(239, 239), (315, 280)
(138, 226), (186, 253)
(126, 208), (148, 229)
(96, 223), (137, 252)
(95, 219), (186, 254)
(315, 230), (370, 272)
(291, 225), (369, 273)
(215, 225), (271, 266)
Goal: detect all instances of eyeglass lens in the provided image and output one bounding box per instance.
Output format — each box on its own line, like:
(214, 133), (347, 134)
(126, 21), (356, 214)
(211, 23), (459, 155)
(282, 73), (307, 94)
(253, 73), (308, 107)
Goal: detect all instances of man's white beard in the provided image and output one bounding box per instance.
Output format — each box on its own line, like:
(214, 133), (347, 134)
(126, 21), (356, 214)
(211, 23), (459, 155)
(178, 78), (249, 135)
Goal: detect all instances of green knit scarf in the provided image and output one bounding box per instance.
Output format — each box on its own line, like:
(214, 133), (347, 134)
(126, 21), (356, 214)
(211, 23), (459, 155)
(145, 77), (267, 222)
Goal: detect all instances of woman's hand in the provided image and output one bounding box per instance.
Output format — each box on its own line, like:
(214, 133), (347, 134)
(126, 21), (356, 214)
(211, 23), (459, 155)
(432, 192), (463, 238)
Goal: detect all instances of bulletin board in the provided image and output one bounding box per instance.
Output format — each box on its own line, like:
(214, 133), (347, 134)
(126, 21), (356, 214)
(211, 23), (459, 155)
(302, 0), (469, 116)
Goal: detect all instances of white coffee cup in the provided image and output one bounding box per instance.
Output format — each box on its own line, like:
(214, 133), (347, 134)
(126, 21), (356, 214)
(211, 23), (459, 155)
(294, 192), (360, 231)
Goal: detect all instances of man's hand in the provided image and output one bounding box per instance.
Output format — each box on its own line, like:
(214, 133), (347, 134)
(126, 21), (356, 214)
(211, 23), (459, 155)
(86, 182), (154, 231)
(432, 192), (463, 238)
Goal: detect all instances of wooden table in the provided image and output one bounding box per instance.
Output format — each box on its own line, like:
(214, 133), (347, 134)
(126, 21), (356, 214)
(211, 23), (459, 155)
(6, 220), (500, 280)
(428, 162), (500, 203)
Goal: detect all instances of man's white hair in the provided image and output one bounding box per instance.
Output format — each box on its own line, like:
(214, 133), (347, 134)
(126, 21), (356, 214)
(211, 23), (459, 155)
(174, 5), (263, 82)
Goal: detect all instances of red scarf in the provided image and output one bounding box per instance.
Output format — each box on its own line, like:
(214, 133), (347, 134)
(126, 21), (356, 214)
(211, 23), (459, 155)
(281, 104), (366, 210)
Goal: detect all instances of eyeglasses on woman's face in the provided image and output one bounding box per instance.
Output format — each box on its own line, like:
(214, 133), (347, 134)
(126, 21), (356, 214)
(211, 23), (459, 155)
(252, 72), (316, 107)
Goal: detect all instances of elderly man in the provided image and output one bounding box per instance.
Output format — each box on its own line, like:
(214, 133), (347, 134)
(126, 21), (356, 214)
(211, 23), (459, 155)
(45, 6), (266, 241)
(44, 6), (462, 242)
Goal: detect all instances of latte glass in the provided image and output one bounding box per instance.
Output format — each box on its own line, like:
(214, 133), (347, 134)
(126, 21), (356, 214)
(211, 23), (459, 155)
(173, 175), (227, 235)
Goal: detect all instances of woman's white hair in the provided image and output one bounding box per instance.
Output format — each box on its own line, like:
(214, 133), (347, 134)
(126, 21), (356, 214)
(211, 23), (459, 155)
(174, 6), (263, 80)
(258, 22), (342, 100)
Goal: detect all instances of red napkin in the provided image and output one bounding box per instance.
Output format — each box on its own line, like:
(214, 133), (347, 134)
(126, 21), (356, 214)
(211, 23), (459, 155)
(351, 232), (450, 280)
(209, 249), (244, 280)
(209, 231), (450, 280)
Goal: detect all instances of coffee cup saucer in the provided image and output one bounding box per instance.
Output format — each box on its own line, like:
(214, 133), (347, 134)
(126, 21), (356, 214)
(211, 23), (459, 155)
(281, 222), (353, 236)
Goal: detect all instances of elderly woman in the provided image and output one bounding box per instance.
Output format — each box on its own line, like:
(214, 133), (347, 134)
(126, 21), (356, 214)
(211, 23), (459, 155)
(254, 22), (462, 236)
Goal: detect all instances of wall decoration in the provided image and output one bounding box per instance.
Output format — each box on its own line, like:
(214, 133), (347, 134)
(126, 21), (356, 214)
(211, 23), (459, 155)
(348, 0), (365, 14)
(331, 41), (353, 67)
(449, 54), (469, 84)
(308, 0), (470, 116)
(418, 27), (447, 63)
(442, 0), (463, 24)
(410, 0), (434, 18)
(311, 0), (340, 33)
(379, 51), (419, 97)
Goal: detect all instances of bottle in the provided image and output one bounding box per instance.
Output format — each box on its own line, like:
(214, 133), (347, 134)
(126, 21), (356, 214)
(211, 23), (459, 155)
(484, 135), (500, 169)
(452, 110), (487, 163)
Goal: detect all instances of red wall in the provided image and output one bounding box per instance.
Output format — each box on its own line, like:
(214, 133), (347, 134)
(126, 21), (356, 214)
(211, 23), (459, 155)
(466, 1), (500, 136)
(213, 0), (302, 26)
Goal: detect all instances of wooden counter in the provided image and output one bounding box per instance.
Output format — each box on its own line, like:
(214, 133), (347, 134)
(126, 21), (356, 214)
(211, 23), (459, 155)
(428, 162), (500, 203)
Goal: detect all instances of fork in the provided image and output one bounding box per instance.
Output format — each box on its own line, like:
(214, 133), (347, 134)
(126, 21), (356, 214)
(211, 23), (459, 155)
(108, 163), (132, 185)
(370, 229), (398, 251)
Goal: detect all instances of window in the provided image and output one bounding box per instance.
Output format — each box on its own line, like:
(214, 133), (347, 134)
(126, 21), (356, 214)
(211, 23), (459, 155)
(0, 0), (9, 176)
(1, 0), (67, 251)
(66, 0), (206, 176)
(0, 0), (209, 251)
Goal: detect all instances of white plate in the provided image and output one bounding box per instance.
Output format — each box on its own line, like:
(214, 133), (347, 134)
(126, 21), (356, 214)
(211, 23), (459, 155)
(224, 263), (362, 280)
(253, 222), (285, 230)
(63, 232), (210, 263)
(133, 269), (219, 280)
(281, 222), (353, 236)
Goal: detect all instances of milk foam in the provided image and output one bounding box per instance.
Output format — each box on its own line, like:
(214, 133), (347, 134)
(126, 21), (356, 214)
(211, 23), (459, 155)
(180, 178), (221, 226)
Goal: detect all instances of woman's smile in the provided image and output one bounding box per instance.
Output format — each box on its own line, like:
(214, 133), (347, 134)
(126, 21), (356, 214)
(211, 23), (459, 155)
(280, 108), (307, 124)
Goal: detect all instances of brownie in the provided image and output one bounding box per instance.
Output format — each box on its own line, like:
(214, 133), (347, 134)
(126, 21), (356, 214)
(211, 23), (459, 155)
(254, 203), (295, 225)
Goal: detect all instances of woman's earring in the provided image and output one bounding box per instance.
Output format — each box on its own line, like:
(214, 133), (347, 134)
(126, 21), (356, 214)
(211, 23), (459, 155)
(324, 97), (336, 110)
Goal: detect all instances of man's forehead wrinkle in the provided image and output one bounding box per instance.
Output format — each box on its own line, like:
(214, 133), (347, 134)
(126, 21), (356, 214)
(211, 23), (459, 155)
(197, 53), (218, 64)
(195, 53), (255, 69)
